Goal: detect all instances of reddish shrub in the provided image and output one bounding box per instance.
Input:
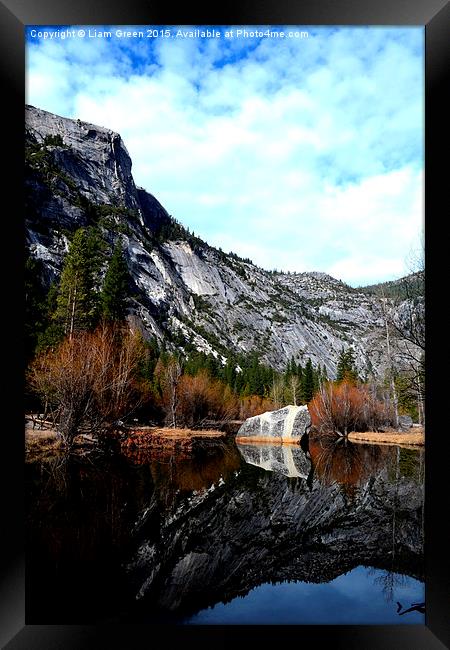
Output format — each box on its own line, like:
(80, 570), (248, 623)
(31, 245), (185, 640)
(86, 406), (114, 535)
(28, 323), (147, 447)
(239, 395), (277, 420)
(309, 380), (394, 436)
(177, 371), (239, 428)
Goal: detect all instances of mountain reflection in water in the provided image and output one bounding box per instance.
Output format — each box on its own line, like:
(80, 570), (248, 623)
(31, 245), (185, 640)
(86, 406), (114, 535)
(25, 437), (424, 624)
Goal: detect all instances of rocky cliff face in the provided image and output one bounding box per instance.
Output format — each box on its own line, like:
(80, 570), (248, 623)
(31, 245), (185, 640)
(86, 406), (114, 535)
(25, 104), (419, 377)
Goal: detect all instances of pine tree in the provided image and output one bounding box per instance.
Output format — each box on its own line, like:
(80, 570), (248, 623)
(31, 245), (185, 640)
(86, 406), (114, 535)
(223, 357), (237, 390)
(312, 364), (320, 394)
(247, 352), (262, 396)
(235, 370), (245, 396)
(54, 228), (101, 337)
(35, 282), (65, 354)
(336, 347), (358, 383)
(205, 353), (220, 379)
(301, 358), (315, 403)
(25, 256), (47, 360)
(336, 348), (345, 382)
(286, 356), (297, 376)
(101, 242), (129, 321)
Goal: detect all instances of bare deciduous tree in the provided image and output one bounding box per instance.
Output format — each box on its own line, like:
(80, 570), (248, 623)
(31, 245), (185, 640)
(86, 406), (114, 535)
(28, 323), (147, 448)
(270, 375), (284, 409)
(379, 289), (399, 429)
(154, 356), (183, 427)
(287, 373), (300, 406)
(386, 256), (425, 424)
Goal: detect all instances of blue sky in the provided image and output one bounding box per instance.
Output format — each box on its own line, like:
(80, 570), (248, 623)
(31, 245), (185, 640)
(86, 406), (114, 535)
(25, 26), (424, 286)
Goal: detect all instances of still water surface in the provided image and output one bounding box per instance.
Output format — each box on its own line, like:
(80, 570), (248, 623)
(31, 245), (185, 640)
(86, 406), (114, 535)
(187, 567), (424, 625)
(25, 436), (424, 624)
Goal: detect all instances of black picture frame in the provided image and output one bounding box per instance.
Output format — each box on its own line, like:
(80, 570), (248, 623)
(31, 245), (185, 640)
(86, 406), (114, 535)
(1, 0), (448, 648)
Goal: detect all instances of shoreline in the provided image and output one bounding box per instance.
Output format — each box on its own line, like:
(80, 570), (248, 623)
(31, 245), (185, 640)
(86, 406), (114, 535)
(235, 436), (302, 445)
(347, 428), (424, 446)
(25, 424), (425, 462)
(25, 425), (231, 461)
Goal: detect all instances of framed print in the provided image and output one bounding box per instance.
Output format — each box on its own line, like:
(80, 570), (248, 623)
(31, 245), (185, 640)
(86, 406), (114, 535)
(0, 0), (448, 648)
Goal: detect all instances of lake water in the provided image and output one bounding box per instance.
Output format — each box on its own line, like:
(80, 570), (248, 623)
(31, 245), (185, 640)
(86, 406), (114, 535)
(25, 436), (425, 624)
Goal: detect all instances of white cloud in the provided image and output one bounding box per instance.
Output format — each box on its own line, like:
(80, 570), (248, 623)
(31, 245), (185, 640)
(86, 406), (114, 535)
(25, 26), (424, 286)
(328, 256), (405, 286)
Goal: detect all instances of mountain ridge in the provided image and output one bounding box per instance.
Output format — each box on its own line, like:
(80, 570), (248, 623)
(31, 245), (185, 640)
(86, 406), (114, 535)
(25, 104), (418, 378)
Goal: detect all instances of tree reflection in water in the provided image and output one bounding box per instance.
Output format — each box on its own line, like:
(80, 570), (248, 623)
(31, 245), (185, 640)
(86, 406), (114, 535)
(369, 566), (408, 603)
(122, 439), (242, 508)
(309, 435), (385, 493)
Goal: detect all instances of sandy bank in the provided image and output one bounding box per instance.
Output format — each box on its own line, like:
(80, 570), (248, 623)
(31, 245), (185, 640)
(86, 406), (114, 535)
(25, 425), (230, 461)
(348, 428), (424, 446)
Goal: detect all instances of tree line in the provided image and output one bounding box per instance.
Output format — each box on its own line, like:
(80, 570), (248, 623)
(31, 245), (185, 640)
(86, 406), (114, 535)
(25, 227), (424, 447)
(26, 227), (329, 448)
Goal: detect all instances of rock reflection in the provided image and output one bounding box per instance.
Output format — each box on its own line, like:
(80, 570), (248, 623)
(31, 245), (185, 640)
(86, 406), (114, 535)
(235, 436), (388, 492)
(236, 441), (310, 478)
